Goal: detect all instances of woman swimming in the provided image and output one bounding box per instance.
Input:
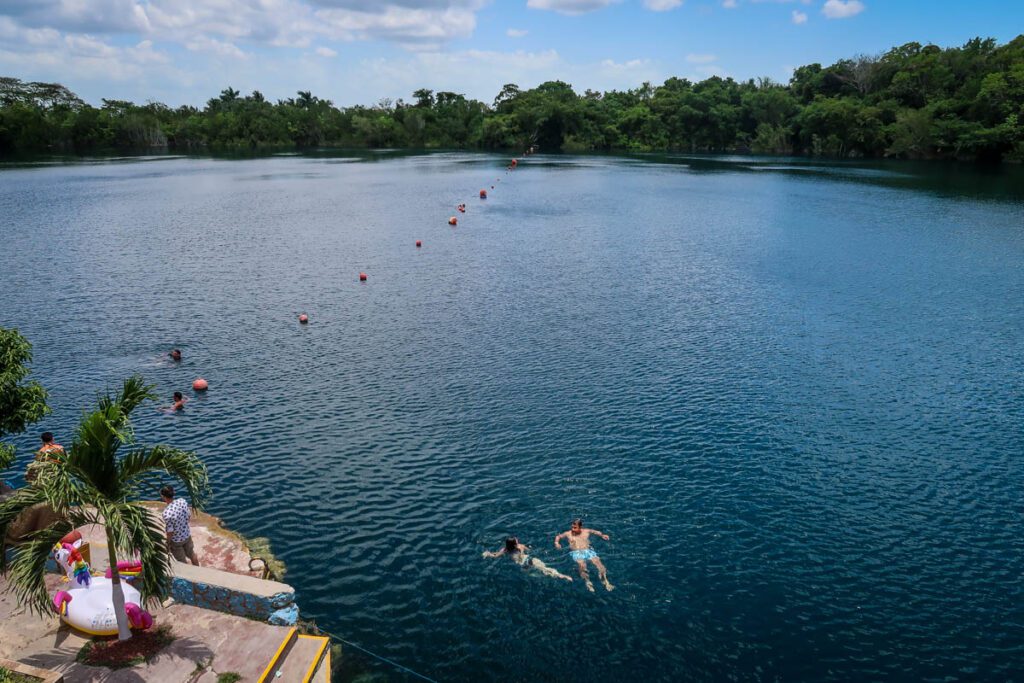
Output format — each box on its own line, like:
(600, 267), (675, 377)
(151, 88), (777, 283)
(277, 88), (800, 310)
(483, 537), (573, 582)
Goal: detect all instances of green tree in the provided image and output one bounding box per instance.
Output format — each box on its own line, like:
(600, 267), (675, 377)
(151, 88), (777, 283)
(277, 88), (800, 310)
(0, 376), (210, 641)
(0, 328), (49, 472)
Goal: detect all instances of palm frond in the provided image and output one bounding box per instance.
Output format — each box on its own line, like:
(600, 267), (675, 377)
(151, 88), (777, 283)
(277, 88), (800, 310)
(31, 457), (94, 518)
(118, 445), (210, 510)
(71, 376), (156, 494)
(4, 374), (203, 629)
(110, 503), (173, 607)
(113, 375), (157, 421)
(8, 520), (75, 615)
(70, 407), (121, 493)
(97, 376), (156, 442)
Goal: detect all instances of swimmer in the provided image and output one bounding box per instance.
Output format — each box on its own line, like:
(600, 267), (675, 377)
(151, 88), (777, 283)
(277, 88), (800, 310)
(170, 391), (186, 412)
(483, 537), (572, 582)
(169, 349), (182, 362)
(554, 519), (614, 592)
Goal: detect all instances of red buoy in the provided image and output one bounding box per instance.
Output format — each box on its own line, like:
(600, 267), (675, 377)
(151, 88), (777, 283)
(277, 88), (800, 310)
(448, 216), (458, 226)
(192, 378), (208, 391)
(479, 189), (487, 199)
(416, 240), (422, 247)
(359, 272), (368, 281)
(299, 314), (308, 324)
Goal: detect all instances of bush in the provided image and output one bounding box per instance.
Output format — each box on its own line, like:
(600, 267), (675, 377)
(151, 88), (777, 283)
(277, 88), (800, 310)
(76, 625), (175, 669)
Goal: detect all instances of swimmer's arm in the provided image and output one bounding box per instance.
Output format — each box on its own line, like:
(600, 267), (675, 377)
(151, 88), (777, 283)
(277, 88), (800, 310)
(554, 532), (567, 548)
(589, 528), (610, 541)
(482, 548), (505, 558)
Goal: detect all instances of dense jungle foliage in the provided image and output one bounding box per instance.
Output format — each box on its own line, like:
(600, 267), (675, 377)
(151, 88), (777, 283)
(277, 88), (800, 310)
(1, 36), (1022, 161)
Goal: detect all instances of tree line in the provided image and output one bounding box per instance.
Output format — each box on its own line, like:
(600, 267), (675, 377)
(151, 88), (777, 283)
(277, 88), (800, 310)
(1, 35), (1022, 162)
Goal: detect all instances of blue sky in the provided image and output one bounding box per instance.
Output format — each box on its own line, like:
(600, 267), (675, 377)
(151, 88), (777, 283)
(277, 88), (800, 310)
(1, 1), (1022, 107)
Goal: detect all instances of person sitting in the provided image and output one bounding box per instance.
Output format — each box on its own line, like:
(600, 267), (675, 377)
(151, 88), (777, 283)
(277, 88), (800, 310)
(483, 536), (572, 582)
(26, 432), (65, 483)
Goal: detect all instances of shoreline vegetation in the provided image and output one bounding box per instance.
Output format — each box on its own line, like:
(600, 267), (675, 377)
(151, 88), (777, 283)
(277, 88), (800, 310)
(1, 35), (1022, 163)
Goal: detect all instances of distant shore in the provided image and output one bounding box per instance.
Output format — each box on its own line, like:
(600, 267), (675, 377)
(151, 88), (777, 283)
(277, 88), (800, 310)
(2, 34), (1022, 163)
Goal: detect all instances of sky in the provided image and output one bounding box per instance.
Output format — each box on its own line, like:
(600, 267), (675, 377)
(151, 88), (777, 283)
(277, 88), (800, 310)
(1, 0), (1022, 108)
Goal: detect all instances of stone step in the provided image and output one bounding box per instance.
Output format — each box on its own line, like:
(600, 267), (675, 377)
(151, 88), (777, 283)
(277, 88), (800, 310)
(257, 630), (330, 683)
(257, 627), (296, 683)
(311, 646), (331, 683)
(282, 634), (330, 683)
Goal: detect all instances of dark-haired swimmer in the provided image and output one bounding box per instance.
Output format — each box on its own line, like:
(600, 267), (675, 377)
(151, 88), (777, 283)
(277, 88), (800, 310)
(555, 519), (613, 592)
(169, 349), (182, 362)
(170, 391), (186, 411)
(484, 537), (572, 582)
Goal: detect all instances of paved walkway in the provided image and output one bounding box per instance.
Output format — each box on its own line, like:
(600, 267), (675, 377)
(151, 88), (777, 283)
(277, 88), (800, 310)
(0, 573), (290, 682)
(80, 503), (267, 577)
(0, 508), (290, 681)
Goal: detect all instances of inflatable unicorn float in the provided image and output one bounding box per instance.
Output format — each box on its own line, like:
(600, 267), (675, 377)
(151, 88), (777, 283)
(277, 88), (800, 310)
(51, 530), (154, 636)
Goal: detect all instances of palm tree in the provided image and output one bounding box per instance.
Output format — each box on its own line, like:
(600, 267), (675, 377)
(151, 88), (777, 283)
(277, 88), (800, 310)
(0, 376), (210, 641)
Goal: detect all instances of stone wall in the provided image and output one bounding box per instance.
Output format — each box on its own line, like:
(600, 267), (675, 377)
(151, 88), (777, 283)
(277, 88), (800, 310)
(168, 561), (298, 626)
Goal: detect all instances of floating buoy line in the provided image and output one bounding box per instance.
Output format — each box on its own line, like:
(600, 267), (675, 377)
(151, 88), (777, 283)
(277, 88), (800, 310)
(168, 144), (539, 677)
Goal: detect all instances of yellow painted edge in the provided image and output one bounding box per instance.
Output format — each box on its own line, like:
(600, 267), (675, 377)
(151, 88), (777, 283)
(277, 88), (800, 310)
(61, 617), (118, 637)
(257, 627), (296, 683)
(299, 635), (330, 683)
(324, 647), (331, 683)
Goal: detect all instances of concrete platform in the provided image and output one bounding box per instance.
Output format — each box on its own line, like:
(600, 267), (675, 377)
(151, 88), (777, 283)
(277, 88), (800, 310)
(0, 573), (295, 683)
(77, 502), (270, 577)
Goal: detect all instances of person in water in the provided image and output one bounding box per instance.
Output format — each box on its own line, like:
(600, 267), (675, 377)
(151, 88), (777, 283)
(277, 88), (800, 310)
(171, 391), (186, 411)
(169, 349), (182, 362)
(484, 537), (573, 582)
(555, 518), (614, 592)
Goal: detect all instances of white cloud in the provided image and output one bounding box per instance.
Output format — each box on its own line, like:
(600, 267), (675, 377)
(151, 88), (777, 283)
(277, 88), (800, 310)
(0, 19), (181, 91)
(526, 0), (619, 15)
(600, 57), (650, 71)
(506, 28), (528, 37)
(185, 35), (248, 59)
(315, 46), (337, 57)
(693, 64), (727, 78)
(685, 53), (717, 64)
(643, 0), (683, 10)
(822, 0), (864, 19)
(792, 9), (807, 23)
(2, 0), (487, 50)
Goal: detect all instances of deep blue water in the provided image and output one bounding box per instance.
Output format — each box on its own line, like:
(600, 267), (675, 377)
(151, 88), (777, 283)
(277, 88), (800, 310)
(1, 152), (1023, 682)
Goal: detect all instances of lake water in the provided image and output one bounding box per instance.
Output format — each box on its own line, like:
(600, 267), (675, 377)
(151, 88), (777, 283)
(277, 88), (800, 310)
(1, 152), (1023, 682)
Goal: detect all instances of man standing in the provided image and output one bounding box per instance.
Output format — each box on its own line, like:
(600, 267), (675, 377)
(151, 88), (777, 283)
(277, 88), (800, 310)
(555, 518), (614, 592)
(160, 485), (200, 566)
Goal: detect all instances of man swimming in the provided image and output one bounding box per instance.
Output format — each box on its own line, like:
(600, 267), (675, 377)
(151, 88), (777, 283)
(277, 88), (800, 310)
(170, 391), (186, 411)
(554, 518), (614, 592)
(169, 349), (182, 362)
(484, 537), (573, 582)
